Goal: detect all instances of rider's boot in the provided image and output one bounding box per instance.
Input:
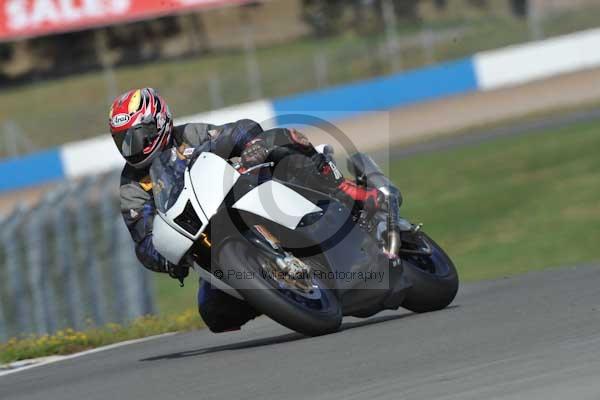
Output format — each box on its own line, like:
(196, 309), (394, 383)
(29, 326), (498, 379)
(335, 179), (382, 215)
(312, 148), (404, 240)
(198, 280), (262, 333)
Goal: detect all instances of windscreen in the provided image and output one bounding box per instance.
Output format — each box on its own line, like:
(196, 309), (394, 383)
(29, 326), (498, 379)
(149, 150), (186, 214)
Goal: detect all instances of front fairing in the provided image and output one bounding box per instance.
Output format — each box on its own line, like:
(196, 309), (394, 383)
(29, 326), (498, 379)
(149, 149), (187, 214)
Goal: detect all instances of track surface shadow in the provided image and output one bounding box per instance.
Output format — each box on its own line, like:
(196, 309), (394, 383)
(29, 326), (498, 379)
(140, 311), (429, 362)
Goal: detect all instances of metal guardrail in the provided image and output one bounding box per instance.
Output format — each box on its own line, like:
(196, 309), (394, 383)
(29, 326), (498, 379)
(0, 172), (155, 342)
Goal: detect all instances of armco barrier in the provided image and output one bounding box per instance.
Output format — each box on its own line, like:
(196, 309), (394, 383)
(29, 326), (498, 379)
(473, 28), (600, 90)
(271, 58), (478, 123)
(0, 149), (64, 192)
(5, 27), (600, 192)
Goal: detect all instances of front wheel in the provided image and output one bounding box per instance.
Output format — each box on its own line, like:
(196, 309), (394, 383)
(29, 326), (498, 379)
(400, 232), (459, 313)
(217, 240), (342, 336)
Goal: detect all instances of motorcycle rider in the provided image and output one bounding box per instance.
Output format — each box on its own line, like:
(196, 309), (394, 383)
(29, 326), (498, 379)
(110, 87), (386, 332)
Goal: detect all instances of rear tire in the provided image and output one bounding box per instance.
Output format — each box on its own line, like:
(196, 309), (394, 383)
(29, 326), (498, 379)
(217, 240), (342, 336)
(401, 233), (459, 313)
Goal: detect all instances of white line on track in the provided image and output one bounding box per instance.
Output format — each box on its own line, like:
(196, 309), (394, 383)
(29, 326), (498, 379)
(0, 332), (177, 378)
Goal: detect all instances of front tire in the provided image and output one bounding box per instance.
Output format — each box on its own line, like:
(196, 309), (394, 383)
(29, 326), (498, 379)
(401, 233), (459, 313)
(217, 240), (342, 336)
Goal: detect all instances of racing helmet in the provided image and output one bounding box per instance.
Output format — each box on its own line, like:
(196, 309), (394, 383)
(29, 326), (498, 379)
(109, 88), (173, 169)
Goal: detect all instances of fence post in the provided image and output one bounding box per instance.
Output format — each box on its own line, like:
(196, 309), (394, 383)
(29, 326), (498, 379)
(138, 262), (156, 316)
(2, 207), (32, 337)
(382, 0), (401, 72)
(313, 51), (329, 88)
(242, 23), (263, 99)
(3, 121), (19, 157)
(0, 282), (6, 342)
(100, 174), (128, 324)
(2, 120), (35, 158)
(74, 178), (108, 326)
(420, 28), (435, 65)
(0, 215), (7, 342)
(115, 217), (145, 321)
(95, 29), (118, 104)
(52, 186), (85, 331)
(527, 0), (544, 41)
(25, 199), (58, 335)
(208, 74), (225, 110)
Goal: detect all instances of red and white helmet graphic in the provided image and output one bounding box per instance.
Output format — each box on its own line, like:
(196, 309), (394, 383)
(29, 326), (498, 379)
(109, 88), (173, 169)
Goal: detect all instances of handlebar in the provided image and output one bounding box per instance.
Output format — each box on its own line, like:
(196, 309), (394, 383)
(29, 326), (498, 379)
(241, 162), (275, 175)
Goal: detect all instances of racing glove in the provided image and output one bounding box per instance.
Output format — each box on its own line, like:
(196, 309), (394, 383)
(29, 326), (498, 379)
(166, 254), (193, 287)
(241, 138), (270, 168)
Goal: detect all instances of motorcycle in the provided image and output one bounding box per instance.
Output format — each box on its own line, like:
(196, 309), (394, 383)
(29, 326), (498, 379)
(150, 146), (459, 336)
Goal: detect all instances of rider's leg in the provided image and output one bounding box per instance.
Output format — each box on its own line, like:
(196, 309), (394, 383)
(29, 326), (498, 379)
(197, 279), (261, 333)
(253, 127), (384, 212)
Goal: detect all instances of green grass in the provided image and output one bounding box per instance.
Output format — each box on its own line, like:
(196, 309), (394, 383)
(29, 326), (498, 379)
(0, 309), (204, 364)
(5, 7), (600, 156)
(154, 274), (199, 316)
(389, 121), (600, 282)
(153, 119), (600, 315)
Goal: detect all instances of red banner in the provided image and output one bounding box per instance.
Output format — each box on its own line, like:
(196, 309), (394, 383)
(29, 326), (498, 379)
(0, 0), (252, 41)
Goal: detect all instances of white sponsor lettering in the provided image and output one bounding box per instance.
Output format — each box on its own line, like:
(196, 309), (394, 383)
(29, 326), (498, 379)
(32, 0), (59, 25)
(82, 0), (101, 17)
(29, 0), (59, 25)
(4, 0), (132, 31)
(59, 0), (81, 20)
(112, 0), (130, 13)
(111, 113), (131, 127)
(6, 0), (28, 30)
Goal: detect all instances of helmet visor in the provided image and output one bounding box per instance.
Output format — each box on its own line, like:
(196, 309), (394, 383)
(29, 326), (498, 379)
(113, 118), (159, 164)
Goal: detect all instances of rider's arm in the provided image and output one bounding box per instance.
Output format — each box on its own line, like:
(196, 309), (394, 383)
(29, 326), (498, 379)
(175, 119), (264, 160)
(212, 119), (264, 158)
(120, 174), (169, 273)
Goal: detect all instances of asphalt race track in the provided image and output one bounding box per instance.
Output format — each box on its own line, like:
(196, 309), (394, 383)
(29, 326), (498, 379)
(1, 264), (600, 400)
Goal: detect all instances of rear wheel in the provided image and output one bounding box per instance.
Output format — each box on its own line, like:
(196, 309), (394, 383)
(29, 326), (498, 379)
(400, 232), (459, 313)
(217, 240), (342, 336)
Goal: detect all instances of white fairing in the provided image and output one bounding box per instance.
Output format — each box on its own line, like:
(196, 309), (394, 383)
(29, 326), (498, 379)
(152, 152), (320, 281)
(232, 180), (322, 230)
(153, 216), (194, 265)
(189, 152), (240, 219)
(152, 153), (240, 264)
(161, 171), (209, 238)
